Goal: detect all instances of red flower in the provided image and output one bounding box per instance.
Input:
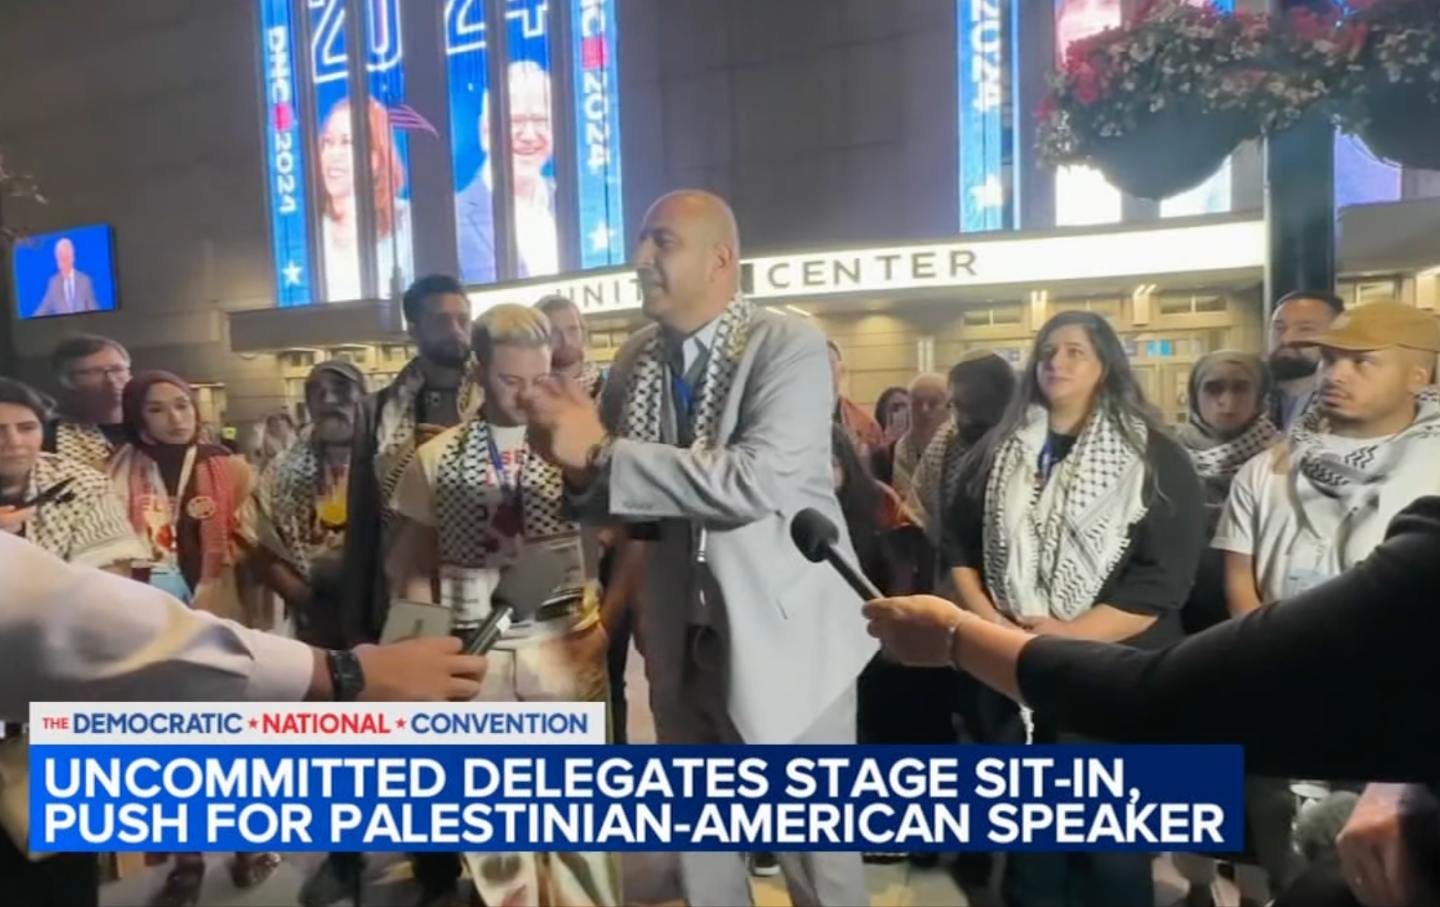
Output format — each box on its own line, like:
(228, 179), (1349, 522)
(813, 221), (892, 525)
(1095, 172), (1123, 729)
(1037, 94), (1059, 121)
(1073, 63), (1105, 105)
(1338, 21), (1370, 56)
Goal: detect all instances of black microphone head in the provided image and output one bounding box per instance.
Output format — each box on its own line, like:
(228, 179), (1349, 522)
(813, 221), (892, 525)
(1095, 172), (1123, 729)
(791, 507), (839, 563)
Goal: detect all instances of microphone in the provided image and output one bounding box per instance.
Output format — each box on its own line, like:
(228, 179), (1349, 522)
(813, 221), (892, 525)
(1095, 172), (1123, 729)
(462, 547), (569, 655)
(790, 507), (883, 601)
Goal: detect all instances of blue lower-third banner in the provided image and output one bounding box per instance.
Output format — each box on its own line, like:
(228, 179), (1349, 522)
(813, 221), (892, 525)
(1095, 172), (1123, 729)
(29, 703), (1244, 853)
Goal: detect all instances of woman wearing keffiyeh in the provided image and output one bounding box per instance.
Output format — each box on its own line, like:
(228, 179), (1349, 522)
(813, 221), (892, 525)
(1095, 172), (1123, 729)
(940, 311), (1205, 907)
(106, 371), (280, 906)
(1177, 351), (1281, 530)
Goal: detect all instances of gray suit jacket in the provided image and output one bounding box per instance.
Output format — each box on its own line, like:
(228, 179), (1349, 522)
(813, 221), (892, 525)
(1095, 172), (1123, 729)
(574, 308), (876, 744)
(36, 270), (98, 317)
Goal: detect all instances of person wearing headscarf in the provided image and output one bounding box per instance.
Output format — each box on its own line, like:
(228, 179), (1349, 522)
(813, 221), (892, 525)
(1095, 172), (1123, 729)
(1176, 350), (1282, 532)
(107, 372), (276, 907)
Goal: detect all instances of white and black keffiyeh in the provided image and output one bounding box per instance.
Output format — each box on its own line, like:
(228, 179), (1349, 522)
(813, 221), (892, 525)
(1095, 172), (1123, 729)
(1180, 415), (1282, 484)
(374, 358), (482, 517)
(618, 295), (755, 447)
(434, 420), (573, 570)
(53, 421), (117, 471)
(906, 421), (968, 543)
(1286, 387), (1440, 564)
(252, 435), (346, 580)
(18, 453), (146, 569)
(982, 406), (1149, 621)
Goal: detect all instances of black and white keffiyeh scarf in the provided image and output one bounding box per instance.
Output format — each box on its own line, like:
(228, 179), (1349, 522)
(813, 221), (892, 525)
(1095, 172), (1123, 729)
(907, 421), (969, 543)
(53, 421), (117, 471)
(618, 295), (755, 447)
(18, 453), (145, 569)
(253, 435), (347, 580)
(1179, 415), (1282, 483)
(1286, 387), (1440, 563)
(982, 405), (1149, 621)
(433, 420), (574, 570)
(374, 358), (482, 517)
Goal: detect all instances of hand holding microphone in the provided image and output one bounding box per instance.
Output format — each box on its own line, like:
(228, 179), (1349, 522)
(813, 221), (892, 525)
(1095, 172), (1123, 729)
(790, 507), (978, 669)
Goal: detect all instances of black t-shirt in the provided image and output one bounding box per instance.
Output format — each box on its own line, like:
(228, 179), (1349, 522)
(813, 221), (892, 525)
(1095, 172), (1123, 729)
(1018, 495), (1440, 786)
(942, 429), (1204, 650)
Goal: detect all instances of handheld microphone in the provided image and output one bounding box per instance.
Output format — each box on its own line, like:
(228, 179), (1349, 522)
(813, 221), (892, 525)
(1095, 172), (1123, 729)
(462, 546), (569, 655)
(790, 507), (883, 601)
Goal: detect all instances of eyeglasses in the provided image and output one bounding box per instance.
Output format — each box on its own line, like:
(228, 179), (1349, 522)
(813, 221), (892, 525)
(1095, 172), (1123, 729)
(68, 365), (131, 383)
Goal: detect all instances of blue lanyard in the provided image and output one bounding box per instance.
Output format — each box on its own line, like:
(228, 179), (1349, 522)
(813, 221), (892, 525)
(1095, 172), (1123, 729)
(1037, 437), (1061, 486)
(671, 369), (695, 421)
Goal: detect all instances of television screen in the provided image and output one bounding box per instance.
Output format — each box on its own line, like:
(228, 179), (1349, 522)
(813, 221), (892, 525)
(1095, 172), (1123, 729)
(12, 223), (119, 319)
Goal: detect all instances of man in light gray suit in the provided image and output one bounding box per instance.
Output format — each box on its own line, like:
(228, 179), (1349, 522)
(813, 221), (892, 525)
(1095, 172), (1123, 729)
(34, 238), (98, 317)
(524, 190), (874, 906)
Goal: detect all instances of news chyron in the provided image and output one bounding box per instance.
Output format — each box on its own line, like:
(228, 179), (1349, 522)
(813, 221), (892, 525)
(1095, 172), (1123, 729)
(30, 703), (1242, 853)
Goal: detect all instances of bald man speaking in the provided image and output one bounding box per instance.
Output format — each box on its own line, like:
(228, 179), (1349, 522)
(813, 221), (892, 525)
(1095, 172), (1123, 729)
(524, 190), (872, 905)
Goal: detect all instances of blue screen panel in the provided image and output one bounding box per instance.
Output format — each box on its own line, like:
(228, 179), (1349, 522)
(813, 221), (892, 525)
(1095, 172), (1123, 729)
(447, 0), (498, 285)
(258, 0), (313, 307)
(958, 0), (1011, 232)
(571, 0), (625, 268)
(13, 225), (119, 320)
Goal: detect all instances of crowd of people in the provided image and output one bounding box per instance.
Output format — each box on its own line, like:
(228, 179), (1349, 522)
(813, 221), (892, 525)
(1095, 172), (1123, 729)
(2, 186), (1436, 907)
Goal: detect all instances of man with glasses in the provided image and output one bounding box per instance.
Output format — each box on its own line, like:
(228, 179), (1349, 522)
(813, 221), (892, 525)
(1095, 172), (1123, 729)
(42, 334), (132, 469)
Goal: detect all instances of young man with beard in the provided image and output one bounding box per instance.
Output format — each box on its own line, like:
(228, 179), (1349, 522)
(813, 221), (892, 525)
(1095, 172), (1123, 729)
(43, 334), (133, 470)
(387, 304), (619, 907)
(341, 274), (479, 648)
(535, 294), (604, 398)
(1267, 291), (1344, 430)
(247, 361), (367, 648)
(338, 274), (478, 907)
(1214, 302), (1440, 898)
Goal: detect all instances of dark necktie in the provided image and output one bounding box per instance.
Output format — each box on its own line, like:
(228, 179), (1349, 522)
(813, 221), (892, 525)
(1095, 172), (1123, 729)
(667, 336), (709, 447)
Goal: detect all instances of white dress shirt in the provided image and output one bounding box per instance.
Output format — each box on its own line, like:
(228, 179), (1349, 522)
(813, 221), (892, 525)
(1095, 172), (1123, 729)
(0, 533), (313, 720)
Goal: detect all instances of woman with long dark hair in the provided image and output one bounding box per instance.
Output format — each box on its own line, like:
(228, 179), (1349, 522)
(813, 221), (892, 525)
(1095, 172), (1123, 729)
(941, 311), (1205, 907)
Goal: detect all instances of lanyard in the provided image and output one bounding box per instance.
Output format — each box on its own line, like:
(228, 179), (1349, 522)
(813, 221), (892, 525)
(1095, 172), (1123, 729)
(1036, 436), (1061, 487)
(485, 429), (525, 506)
(168, 445), (198, 537)
(671, 369), (695, 423)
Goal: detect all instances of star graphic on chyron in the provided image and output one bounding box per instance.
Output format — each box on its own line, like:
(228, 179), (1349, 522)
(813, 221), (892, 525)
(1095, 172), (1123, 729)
(589, 221), (615, 252)
(248, 718), (258, 729)
(282, 260), (303, 286)
(396, 718), (407, 728)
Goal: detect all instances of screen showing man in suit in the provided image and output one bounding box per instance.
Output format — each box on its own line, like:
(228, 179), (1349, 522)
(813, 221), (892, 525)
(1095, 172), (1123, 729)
(13, 224), (118, 320)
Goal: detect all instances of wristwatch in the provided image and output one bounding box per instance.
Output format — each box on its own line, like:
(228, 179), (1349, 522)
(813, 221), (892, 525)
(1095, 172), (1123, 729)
(326, 649), (366, 702)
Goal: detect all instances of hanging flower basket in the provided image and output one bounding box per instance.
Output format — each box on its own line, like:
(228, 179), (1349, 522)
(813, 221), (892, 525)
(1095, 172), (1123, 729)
(1331, 0), (1440, 170)
(1087, 105), (1254, 200)
(1357, 80), (1440, 170)
(1037, 1), (1274, 197)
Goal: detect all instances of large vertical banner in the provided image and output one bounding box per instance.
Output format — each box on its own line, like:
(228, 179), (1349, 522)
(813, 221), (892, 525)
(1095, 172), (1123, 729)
(259, 0), (314, 307)
(309, 0), (362, 300)
(308, 0), (414, 302)
(957, 0), (1011, 233)
(364, 0), (416, 299)
(505, 0), (561, 279)
(1159, 0), (1232, 218)
(1053, 0), (1122, 226)
(571, 0), (625, 268)
(447, 0), (497, 285)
